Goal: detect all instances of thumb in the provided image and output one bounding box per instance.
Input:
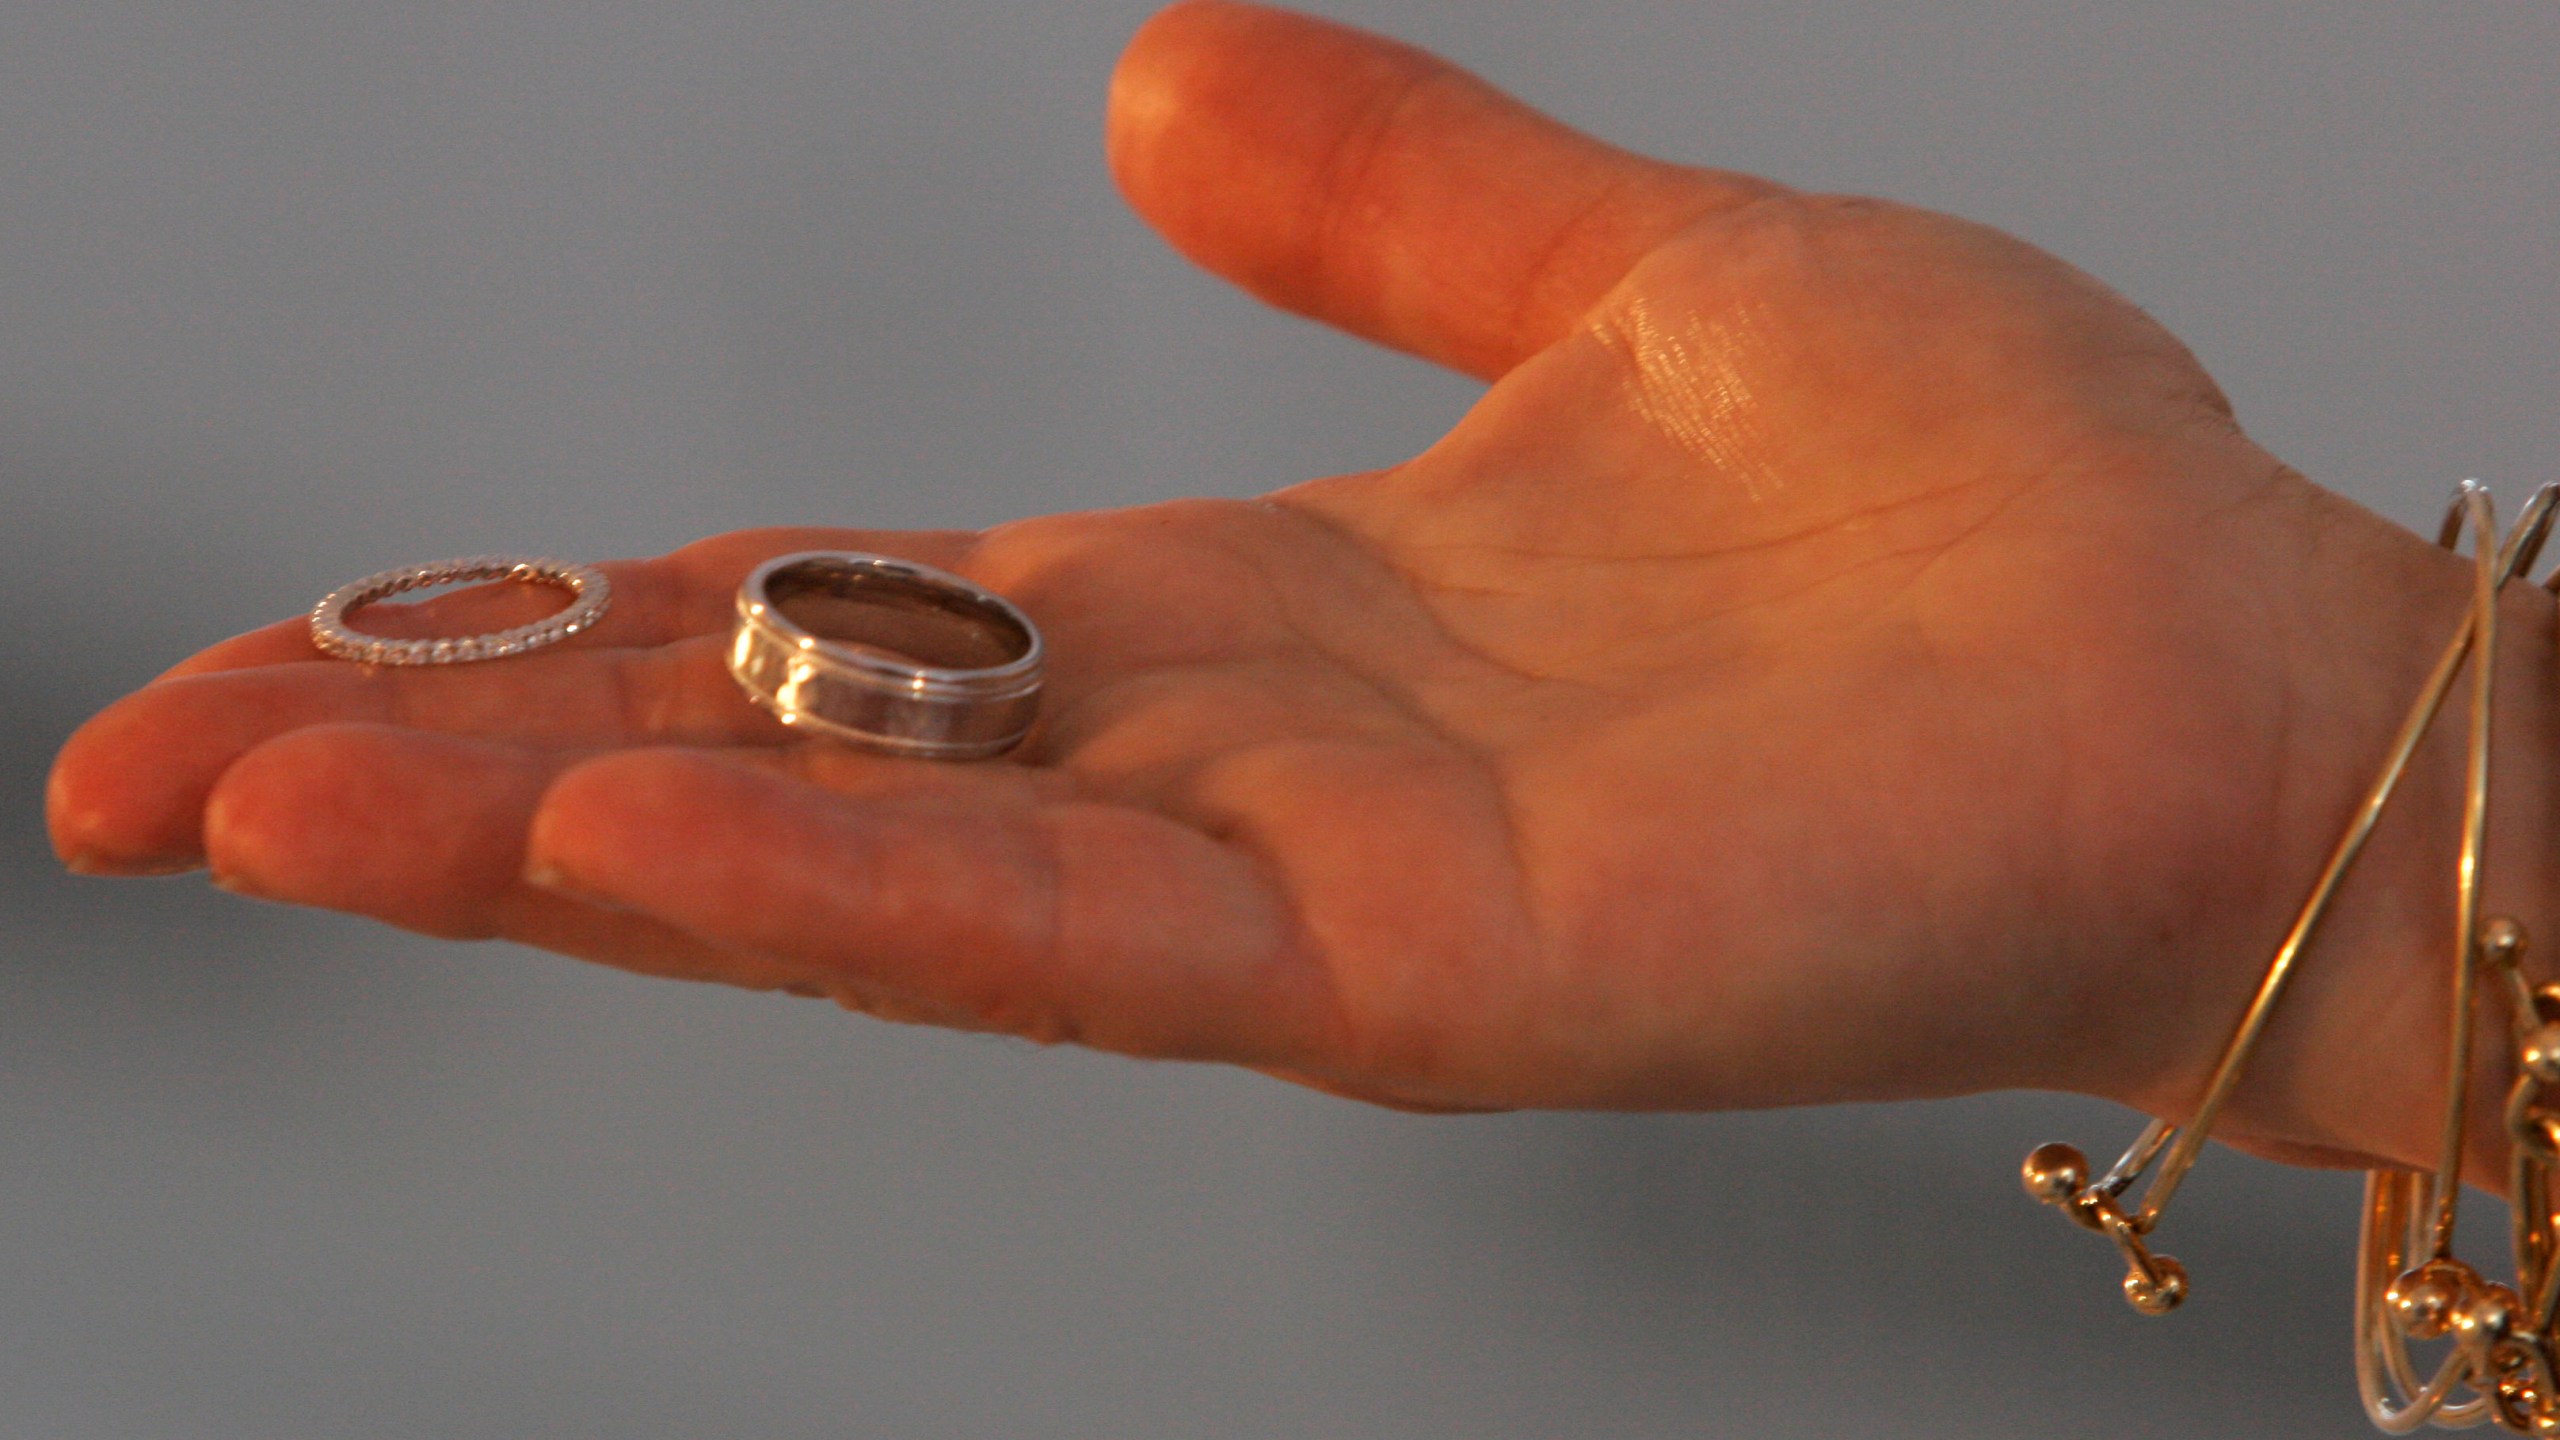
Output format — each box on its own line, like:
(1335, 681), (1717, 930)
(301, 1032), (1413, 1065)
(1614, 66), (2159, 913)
(1106, 1), (1779, 380)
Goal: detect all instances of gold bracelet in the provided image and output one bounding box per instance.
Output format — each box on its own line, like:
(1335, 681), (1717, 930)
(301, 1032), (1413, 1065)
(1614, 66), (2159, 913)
(2020, 480), (2560, 1434)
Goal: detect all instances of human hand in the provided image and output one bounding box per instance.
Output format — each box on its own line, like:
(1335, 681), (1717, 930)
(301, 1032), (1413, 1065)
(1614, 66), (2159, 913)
(48, 1), (2556, 1172)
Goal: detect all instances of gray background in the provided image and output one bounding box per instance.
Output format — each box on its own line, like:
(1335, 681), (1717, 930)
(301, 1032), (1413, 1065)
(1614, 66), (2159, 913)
(2, 1), (2553, 1436)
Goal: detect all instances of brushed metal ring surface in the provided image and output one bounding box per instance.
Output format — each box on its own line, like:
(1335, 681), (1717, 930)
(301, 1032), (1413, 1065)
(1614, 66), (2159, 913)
(311, 555), (611, 666)
(727, 551), (1043, 759)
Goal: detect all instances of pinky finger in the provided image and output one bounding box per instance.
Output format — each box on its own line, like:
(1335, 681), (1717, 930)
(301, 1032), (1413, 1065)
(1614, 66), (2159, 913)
(520, 750), (1341, 1068)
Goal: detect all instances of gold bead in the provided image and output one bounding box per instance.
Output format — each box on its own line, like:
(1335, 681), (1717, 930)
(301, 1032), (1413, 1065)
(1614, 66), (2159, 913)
(2536, 983), (2560, 1027)
(2388, 1260), (2473, 1341)
(2124, 1255), (2188, 1315)
(2525, 1025), (2560, 1086)
(2022, 1142), (2090, 1204)
(2458, 1282), (2524, 1346)
(2483, 916), (2530, 970)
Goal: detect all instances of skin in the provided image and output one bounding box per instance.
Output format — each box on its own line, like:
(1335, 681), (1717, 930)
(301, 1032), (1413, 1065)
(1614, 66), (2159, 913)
(44, 2), (2560, 1185)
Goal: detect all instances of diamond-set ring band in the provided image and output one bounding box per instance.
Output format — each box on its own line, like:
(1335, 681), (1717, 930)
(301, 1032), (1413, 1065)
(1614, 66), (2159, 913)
(309, 556), (612, 666)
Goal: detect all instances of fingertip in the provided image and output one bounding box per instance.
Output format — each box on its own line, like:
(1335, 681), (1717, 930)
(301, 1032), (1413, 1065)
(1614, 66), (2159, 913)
(1108, 1), (1358, 183)
(47, 729), (116, 874)
(199, 724), (379, 902)
(48, 690), (214, 876)
(48, 775), (196, 876)
(203, 724), (547, 934)
(524, 748), (738, 896)
(1106, 1), (1438, 297)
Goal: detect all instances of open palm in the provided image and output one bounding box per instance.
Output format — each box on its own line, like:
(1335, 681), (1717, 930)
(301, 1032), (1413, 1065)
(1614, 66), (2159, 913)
(49, 2), (2522, 1166)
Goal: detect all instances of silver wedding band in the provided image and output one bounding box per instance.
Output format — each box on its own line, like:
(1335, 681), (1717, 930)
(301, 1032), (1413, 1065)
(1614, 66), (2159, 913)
(311, 555), (612, 666)
(727, 551), (1043, 759)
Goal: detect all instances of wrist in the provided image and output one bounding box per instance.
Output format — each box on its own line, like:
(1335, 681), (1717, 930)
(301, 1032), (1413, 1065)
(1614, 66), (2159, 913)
(2114, 480), (2560, 1187)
